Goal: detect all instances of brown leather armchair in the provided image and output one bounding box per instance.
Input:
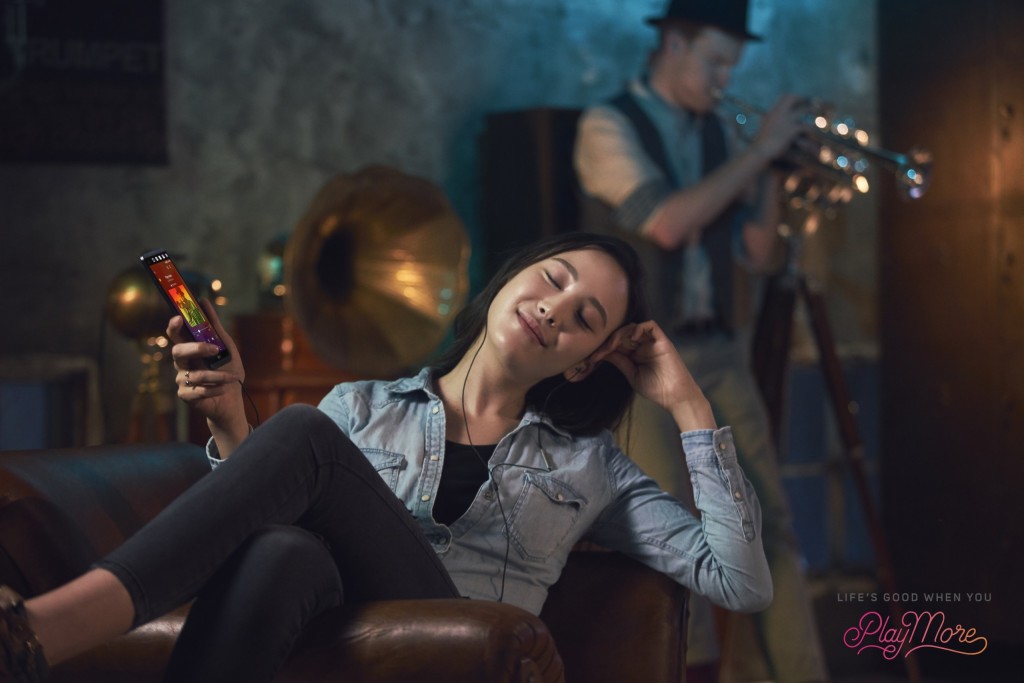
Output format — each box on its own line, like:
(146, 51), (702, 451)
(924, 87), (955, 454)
(0, 443), (688, 682)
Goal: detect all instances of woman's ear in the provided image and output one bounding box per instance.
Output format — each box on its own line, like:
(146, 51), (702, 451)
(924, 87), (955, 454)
(563, 361), (594, 383)
(564, 324), (636, 382)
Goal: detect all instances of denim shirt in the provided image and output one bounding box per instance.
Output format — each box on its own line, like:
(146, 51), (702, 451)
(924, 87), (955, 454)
(210, 368), (772, 615)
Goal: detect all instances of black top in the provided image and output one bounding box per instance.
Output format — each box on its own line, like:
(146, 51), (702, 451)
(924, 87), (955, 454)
(433, 441), (494, 526)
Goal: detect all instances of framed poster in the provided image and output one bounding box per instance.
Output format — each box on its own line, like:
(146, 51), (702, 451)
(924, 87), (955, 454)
(0, 0), (166, 164)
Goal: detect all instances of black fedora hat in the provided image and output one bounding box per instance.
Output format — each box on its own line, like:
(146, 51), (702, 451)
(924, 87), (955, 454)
(646, 0), (762, 42)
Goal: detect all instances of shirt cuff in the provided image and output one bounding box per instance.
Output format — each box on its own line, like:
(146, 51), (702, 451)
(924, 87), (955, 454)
(680, 426), (737, 465)
(205, 424), (254, 470)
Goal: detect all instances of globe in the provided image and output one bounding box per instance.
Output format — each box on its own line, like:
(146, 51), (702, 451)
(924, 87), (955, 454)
(105, 267), (212, 341)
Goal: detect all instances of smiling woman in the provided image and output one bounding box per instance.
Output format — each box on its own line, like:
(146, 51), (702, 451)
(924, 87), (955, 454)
(432, 232), (647, 437)
(1, 231), (772, 683)
(486, 250), (627, 377)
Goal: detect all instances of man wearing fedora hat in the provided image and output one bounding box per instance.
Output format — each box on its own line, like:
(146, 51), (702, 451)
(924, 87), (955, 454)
(575, 1), (828, 682)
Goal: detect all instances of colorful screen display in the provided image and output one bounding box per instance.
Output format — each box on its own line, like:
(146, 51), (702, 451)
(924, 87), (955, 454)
(145, 253), (227, 353)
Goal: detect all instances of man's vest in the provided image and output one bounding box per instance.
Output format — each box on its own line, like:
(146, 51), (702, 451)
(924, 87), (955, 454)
(579, 92), (740, 336)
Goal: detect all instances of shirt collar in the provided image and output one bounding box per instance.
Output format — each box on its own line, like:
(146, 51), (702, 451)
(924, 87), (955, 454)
(383, 367), (436, 397)
(630, 74), (703, 132)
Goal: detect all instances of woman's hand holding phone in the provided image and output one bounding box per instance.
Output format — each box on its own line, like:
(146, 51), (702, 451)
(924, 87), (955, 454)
(167, 299), (250, 458)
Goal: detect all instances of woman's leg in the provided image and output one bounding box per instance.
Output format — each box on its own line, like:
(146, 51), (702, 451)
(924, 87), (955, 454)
(24, 568), (133, 667)
(162, 525), (343, 683)
(24, 404), (459, 668)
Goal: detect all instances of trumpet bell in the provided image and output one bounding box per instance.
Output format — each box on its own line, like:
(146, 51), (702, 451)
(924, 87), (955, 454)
(896, 146), (933, 200)
(284, 165), (471, 377)
(715, 90), (933, 205)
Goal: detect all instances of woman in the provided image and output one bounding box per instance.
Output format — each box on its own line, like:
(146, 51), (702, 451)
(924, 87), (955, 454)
(1, 232), (771, 682)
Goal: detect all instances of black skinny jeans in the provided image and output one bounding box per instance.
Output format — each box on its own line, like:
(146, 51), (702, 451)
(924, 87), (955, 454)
(95, 404), (460, 682)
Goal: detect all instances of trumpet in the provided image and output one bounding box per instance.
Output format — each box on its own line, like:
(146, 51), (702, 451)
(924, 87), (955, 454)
(713, 90), (932, 205)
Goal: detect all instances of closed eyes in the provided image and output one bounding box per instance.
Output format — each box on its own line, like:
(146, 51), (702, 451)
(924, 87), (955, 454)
(543, 268), (595, 332)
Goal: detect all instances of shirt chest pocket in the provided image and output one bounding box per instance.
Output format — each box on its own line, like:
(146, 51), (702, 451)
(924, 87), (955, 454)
(361, 449), (406, 490)
(505, 473), (587, 562)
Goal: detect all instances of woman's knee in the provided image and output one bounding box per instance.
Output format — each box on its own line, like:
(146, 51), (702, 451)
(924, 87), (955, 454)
(202, 525), (343, 626)
(241, 525), (341, 592)
(267, 403), (335, 433)
(262, 405), (356, 456)
(166, 527), (342, 683)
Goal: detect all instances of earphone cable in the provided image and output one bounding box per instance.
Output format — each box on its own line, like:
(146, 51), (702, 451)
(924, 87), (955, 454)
(239, 380), (261, 426)
(458, 333), (588, 604)
(458, 327), (513, 603)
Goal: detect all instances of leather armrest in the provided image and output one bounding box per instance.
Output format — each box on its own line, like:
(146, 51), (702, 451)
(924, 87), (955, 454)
(542, 551), (688, 683)
(279, 599), (564, 683)
(54, 600), (564, 683)
(50, 609), (188, 683)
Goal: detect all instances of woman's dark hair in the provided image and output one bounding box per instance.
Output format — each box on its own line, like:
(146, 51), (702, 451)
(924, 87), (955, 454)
(431, 231), (649, 436)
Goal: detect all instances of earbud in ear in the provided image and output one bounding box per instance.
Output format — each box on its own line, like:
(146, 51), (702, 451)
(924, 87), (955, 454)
(564, 361), (591, 382)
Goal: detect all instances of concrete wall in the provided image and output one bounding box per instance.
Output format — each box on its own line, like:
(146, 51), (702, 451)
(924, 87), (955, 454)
(0, 0), (878, 441)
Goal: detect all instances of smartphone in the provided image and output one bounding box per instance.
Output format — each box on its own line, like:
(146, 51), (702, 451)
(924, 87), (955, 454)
(140, 248), (231, 369)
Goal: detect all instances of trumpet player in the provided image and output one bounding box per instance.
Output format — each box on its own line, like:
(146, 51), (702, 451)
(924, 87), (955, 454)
(574, 1), (827, 682)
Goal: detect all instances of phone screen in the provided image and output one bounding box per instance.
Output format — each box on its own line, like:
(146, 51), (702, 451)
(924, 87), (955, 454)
(141, 250), (231, 368)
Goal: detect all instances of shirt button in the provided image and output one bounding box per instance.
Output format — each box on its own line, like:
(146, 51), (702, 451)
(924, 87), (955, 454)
(421, 494), (431, 502)
(430, 454), (439, 461)
(432, 406), (440, 414)
(556, 493), (565, 501)
(718, 441), (727, 451)
(734, 490), (743, 499)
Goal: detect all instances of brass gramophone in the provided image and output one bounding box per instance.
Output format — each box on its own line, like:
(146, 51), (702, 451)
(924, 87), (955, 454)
(232, 165), (471, 420)
(285, 165), (471, 377)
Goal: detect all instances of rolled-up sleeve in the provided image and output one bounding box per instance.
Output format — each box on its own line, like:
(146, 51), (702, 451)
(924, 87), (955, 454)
(574, 105), (673, 233)
(586, 427), (773, 613)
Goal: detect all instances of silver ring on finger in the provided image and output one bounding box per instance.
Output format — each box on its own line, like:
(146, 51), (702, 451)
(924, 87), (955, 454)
(185, 379), (193, 387)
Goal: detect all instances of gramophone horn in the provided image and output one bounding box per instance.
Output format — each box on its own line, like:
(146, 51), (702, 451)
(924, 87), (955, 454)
(284, 165), (471, 377)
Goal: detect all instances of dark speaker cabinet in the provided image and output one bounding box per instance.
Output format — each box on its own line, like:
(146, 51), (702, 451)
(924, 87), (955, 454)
(478, 108), (583, 281)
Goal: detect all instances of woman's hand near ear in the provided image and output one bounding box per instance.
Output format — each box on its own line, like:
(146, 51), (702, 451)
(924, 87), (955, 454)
(597, 321), (717, 433)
